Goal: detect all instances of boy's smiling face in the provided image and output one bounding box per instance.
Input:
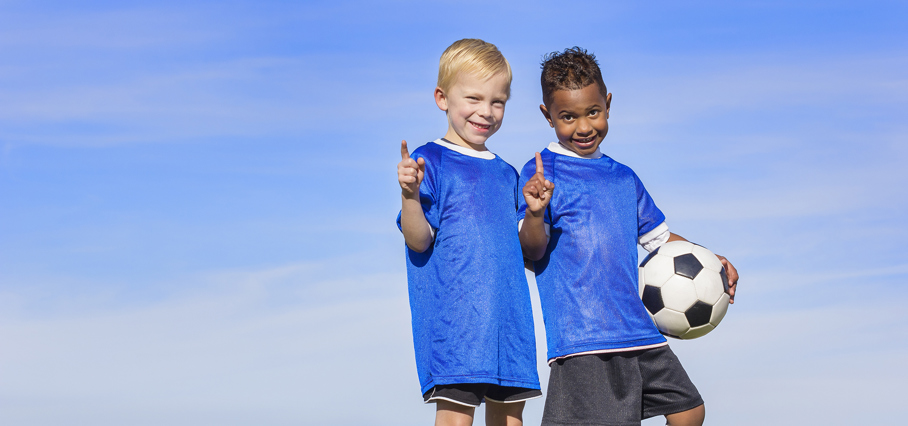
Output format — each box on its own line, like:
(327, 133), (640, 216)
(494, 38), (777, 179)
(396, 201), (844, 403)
(435, 71), (510, 151)
(540, 82), (612, 157)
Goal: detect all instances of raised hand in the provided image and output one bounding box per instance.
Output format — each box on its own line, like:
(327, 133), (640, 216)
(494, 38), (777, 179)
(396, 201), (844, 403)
(522, 152), (554, 216)
(398, 140), (426, 199)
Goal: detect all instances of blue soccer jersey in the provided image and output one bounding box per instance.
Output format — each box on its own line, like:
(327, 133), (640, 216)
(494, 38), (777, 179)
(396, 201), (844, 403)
(398, 139), (540, 394)
(518, 142), (668, 362)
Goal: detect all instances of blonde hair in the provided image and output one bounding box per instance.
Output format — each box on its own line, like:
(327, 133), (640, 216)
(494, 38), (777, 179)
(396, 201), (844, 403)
(437, 39), (512, 98)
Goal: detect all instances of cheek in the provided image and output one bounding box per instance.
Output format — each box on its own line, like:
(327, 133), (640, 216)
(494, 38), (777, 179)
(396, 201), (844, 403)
(554, 124), (573, 140)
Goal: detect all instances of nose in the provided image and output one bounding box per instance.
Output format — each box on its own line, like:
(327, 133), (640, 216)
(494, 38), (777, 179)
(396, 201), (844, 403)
(477, 101), (492, 118)
(576, 117), (593, 136)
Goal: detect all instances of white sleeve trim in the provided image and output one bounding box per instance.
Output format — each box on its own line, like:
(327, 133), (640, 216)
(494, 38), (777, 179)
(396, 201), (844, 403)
(639, 222), (669, 252)
(518, 219), (550, 244)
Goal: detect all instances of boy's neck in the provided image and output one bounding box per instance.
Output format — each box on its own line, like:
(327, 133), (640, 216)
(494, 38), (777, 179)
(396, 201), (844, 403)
(441, 130), (489, 152)
(551, 141), (603, 159)
(434, 138), (495, 159)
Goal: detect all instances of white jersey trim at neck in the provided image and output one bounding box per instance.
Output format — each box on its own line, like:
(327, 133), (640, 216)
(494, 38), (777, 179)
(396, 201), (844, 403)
(432, 138), (497, 160)
(547, 141), (603, 159)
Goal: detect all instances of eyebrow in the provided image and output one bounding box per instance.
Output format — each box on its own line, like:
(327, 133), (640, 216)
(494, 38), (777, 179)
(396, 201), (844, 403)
(558, 104), (599, 114)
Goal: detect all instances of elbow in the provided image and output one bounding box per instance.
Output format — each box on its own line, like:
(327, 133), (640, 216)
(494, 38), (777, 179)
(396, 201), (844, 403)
(406, 242), (428, 253)
(526, 250), (544, 262)
(406, 237), (431, 253)
(521, 243), (545, 262)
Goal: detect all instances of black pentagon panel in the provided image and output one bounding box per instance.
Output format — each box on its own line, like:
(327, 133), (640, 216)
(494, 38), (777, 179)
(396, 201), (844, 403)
(641, 285), (664, 315)
(685, 301), (713, 328)
(673, 253), (703, 279)
(720, 267), (729, 292)
(639, 247), (660, 267)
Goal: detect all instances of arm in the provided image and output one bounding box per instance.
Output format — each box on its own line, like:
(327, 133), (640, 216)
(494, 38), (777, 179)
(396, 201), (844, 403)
(519, 152), (554, 261)
(398, 140), (433, 253)
(667, 232), (739, 303)
(667, 232), (687, 243)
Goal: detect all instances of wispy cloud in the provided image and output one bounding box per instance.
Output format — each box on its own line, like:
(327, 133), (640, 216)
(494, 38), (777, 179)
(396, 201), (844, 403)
(0, 260), (425, 425)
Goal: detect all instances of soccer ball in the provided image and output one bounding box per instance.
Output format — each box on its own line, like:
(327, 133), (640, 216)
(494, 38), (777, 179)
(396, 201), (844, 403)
(638, 241), (730, 339)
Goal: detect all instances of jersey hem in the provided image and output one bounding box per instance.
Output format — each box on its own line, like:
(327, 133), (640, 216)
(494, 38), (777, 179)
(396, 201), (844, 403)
(546, 341), (669, 365)
(546, 337), (668, 364)
(421, 376), (542, 395)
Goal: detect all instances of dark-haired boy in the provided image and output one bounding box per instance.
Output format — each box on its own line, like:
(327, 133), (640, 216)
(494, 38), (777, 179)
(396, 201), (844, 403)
(518, 47), (739, 426)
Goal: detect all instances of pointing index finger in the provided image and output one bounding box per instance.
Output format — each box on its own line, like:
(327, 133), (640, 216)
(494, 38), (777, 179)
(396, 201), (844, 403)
(400, 140), (410, 161)
(534, 152), (544, 176)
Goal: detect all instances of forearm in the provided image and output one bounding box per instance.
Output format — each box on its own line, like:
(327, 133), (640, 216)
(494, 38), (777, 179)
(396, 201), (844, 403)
(519, 213), (548, 261)
(400, 194), (432, 252)
(667, 232), (688, 243)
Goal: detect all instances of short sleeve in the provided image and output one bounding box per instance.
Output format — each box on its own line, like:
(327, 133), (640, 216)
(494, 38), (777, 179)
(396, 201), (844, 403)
(417, 150), (440, 230)
(633, 172), (665, 237)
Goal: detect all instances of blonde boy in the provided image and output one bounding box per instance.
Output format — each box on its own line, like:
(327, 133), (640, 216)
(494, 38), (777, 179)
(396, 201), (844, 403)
(397, 39), (541, 426)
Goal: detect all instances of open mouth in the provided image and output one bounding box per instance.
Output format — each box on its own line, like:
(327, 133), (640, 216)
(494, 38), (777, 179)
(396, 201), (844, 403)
(572, 135), (597, 148)
(470, 121), (491, 131)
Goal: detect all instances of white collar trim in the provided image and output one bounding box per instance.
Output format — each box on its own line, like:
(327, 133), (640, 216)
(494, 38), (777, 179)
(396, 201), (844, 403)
(432, 138), (496, 160)
(547, 141), (603, 159)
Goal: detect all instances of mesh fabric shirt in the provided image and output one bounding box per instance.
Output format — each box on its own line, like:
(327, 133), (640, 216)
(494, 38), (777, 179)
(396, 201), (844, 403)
(398, 140), (540, 394)
(517, 144), (667, 362)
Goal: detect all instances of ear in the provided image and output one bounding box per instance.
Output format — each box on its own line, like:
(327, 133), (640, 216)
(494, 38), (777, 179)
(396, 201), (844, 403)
(605, 93), (612, 118)
(539, 104), (554, 128)
(434, 87), (448, 112)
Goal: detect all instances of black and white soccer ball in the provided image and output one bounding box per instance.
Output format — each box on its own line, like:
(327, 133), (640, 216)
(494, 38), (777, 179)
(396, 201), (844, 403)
(638, 241), (730, 339)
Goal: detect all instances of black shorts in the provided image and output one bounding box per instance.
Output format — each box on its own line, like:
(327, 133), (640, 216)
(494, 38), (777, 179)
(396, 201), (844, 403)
(423, 383), (542, 408)
(542, 345), (703, 426)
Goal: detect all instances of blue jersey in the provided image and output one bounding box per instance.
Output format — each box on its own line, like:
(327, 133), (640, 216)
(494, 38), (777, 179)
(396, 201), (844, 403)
(398, 140), (540, 394)
(518, 144), (667, 362)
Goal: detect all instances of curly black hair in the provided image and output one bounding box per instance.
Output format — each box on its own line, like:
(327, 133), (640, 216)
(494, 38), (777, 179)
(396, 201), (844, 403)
(540, 47), (608, 106)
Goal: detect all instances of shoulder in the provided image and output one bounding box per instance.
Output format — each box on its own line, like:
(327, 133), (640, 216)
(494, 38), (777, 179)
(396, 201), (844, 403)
(610, 157), (634, 174)
(519, 147), (556, 175)
(496, 156), (520, 177)
(602, 155), (640, 178)
(412, 141), (444, 161)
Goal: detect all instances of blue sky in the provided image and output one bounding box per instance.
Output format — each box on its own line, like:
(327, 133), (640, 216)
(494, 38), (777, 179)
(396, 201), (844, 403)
(1, 1), (906, 425)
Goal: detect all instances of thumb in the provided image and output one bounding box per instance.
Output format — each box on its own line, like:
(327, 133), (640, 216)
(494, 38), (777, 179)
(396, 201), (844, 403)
(400, 140), (410, 161)
(417, 157), (426, 176)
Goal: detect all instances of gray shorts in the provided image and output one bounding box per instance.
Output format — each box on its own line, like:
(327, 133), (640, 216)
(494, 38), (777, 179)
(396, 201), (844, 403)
(542, 345), (703, 426)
